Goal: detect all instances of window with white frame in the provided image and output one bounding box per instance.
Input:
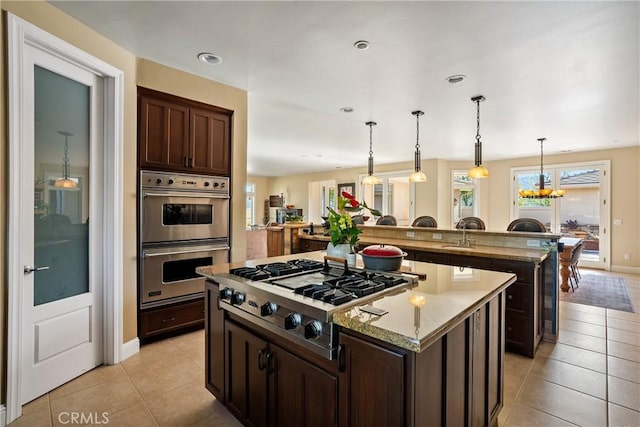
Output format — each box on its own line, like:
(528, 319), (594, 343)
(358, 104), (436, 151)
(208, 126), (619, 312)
(246, 183), (255, 228)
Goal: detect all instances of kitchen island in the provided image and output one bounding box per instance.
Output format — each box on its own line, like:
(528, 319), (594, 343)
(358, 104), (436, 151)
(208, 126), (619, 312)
(198, 252), (516, 426)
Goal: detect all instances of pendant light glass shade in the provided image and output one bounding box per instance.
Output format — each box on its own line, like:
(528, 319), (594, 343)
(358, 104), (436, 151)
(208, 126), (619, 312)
(362, 121), (381, 185)
(54, 131), (78, 189)
(468, 95), (489, 178)
(408, 110), (427, 183)
(519, 137), (565, 198)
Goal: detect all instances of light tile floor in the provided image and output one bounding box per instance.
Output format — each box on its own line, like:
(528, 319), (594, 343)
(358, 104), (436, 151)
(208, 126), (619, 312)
(9, 269), (640, 426)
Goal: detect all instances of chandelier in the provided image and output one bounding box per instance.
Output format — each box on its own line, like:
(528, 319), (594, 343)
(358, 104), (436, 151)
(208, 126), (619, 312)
(362, 121), (381, 185)
(519, 137), (565, 199)
(54, 131), (78, 189)
(408, 110), (427, 182)
(468, 95), (489, 178)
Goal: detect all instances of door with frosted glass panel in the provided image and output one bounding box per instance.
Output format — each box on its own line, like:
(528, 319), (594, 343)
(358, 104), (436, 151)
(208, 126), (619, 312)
(21, 50), (103, 404)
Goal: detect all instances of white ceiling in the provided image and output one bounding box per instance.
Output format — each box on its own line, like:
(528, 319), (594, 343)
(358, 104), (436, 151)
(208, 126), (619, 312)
(49, 1), (639, 177)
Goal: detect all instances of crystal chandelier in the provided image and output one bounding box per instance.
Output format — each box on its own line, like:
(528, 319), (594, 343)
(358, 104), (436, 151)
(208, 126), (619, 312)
(408, 110), (427, 182)
(468, 95), (489, 178)
(362, 121), (381, 185)
(519, 137), (565, 199)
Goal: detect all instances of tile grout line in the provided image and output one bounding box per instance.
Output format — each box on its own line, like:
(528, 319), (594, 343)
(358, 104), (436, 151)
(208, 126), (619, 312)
(118, 358), (161, 426)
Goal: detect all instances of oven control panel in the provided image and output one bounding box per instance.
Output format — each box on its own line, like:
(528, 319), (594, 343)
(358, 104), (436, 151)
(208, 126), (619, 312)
(140, 170), (229, 195)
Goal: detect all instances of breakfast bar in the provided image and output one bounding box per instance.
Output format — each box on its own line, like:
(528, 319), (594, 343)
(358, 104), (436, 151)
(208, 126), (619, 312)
(199, 252), (515, 426)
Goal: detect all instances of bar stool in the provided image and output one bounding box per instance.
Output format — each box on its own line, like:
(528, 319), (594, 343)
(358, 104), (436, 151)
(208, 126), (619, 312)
(569, 242), (584, 291)
(376, 215), (397, 226)
(456, 217), (486, 230)
(507, 218), (546, 232)
(411, 216), (438, 228)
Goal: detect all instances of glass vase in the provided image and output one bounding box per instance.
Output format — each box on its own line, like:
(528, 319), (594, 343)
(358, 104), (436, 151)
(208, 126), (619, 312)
(326, 242), (351, 259)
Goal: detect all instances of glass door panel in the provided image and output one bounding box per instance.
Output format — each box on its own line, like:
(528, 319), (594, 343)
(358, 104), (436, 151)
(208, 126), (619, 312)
(34, 65), (90, 305)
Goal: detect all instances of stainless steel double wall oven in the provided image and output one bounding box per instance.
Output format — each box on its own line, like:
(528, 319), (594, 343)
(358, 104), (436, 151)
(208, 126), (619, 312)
(139, 170), (230, 309)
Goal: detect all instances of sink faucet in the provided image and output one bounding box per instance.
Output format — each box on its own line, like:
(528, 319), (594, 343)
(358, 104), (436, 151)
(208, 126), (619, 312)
(455, 220), (473, 248)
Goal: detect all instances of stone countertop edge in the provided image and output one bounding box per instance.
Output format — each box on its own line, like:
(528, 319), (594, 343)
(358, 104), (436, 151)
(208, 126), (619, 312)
(299, 234), (549, 263)
(332, 273), (516, 353)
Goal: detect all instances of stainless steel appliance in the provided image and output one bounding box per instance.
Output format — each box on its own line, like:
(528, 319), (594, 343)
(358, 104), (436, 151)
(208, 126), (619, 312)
(214, 258), (417, 359)
(139, 170), (230, 309)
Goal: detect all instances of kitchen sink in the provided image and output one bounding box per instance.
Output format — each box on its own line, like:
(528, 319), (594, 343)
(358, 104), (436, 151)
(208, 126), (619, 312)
(439, 244), (475, 250)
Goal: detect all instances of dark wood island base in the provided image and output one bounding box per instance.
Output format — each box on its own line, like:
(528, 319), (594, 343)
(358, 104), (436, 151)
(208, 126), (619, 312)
(201, 256), (515, 427)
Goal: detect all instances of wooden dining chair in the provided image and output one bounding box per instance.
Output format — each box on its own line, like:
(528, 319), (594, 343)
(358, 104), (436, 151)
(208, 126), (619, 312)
(507, 218), (547, 232)
(569, 242), (584, 291)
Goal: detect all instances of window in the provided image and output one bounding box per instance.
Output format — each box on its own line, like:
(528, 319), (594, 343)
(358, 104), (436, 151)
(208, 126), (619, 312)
(359, 172), (411, 225)
(452, 171), (477, 225)
(246, 183), (255, 228)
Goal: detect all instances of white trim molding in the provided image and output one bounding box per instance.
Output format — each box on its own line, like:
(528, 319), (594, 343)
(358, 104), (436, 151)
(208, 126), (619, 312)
(6, 13), (124, 424)
(121, 338), (141, 362)
(611, 265), (640, 275)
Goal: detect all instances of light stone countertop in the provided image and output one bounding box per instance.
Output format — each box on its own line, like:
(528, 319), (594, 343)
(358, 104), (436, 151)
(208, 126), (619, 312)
(299, 233), (550, 263)
(197, 251), (516, 354)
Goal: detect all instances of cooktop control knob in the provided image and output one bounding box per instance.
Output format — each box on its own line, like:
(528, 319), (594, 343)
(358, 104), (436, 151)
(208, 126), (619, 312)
(231, 292), (245, 306)
(213, 182), (219, 188)
(155, 178), (162, 184)
(304, 321), (323, 339)
(284, 313), (302, 330)
(260, 302), (277, 317)
(204, 181), (210, 187)
(167, 179), (174, 185)
(220, 288), (233, 300)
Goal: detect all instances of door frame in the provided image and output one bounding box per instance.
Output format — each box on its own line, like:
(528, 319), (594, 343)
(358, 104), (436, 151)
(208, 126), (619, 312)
(6, 13), (124, 422)
(510, 159), (611, 271)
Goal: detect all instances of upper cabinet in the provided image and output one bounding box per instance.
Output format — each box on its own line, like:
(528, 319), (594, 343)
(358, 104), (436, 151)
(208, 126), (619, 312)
(138, 87), (232, 176)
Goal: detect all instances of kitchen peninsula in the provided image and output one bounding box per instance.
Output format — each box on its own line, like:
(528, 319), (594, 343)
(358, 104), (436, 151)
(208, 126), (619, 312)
(300, 225), (560, 358)
(198, 252), (516, 426)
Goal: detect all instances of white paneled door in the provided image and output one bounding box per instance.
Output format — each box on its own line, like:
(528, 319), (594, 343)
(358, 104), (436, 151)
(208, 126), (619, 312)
(16, 27), (104, 405)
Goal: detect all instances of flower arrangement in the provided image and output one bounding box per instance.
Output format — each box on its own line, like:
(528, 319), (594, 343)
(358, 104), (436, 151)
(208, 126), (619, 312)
(326, 191), (381, 252)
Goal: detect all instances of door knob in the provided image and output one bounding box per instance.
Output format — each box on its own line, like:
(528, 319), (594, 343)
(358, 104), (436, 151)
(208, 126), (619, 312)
(24, 265), (50, 274)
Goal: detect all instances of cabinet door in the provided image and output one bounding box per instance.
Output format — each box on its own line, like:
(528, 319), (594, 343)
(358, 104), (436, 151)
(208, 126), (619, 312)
(267, 229), (284, 257)
(138, 95), (189, 170)
(225, 322), (269, 427)
(269, 344), (337, 427)
(339, 333), (405, 427)
(205, 283), (224, 399)
(190, 108), (231, 176)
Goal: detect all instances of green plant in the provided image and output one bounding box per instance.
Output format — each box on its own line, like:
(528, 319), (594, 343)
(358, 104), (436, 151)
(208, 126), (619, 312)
(326, 192), (380, 250)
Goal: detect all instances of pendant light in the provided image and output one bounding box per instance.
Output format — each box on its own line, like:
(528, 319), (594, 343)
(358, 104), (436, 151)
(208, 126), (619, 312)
(54, 131), (78, 189)
(519, 137), (566, 198)
(362, 121), (381, 185)
(408, 110), (427, 182)
(468, 95), (489, 178)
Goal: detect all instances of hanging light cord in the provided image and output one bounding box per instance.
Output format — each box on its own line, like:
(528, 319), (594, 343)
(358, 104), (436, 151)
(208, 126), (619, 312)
(415, 113), (421, 152)
(475, 98), (482, 166)
(538, 137), (547, 190)
(369, 122), (374, 158)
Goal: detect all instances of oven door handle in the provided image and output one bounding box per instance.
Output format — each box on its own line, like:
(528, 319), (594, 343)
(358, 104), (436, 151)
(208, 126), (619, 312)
(143, 247), (230, 257)
(143, 192), (229, 199)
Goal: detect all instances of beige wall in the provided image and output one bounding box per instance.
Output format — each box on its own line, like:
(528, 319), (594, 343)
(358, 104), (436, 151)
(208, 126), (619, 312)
(1, 0), (248, 404)
(264, 146), (640, 269)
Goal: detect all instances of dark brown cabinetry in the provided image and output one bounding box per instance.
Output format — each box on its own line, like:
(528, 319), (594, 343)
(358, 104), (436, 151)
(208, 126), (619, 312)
(205, 279), (505, 426)
(138, 298), (204, 340)
(299, 238), (328, 253)
(338, 333), (406, 427)
(138, 87), (232, 176)
(205, 285), (225, 399)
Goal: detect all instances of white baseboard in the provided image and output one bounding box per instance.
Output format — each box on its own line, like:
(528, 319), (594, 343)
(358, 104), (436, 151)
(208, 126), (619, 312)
(121, 337), (140, 362)
(611, 265), (640, 275)
(0, 404), (6, 427)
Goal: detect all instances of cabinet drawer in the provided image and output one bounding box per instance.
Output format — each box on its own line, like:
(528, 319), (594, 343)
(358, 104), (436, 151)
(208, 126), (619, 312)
(140, 299), (205, 338)
(505, 282), (532, 315)
(492, 260), (534, 284)
(448, 254), (493, 270)
(505, 311), (533, 357)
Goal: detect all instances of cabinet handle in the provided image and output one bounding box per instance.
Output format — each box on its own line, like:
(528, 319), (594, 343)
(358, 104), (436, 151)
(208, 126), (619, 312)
(337, 344), (346, 372)
(162, 317), (175, 323)
(508, 294), (513, 300)
(216, 295), (221, 311)
(184, 156), (188, 167)
(257, 349), (266, 371)
(266, 352), (274, 374)
(188, 157), (193, 168)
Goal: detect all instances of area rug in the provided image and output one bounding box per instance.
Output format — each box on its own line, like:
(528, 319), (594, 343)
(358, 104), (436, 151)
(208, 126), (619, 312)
(559, 274), (635, 312)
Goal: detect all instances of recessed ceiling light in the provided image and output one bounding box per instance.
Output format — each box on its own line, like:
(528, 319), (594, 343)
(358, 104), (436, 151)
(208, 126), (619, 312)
(353, 40), (370, 50)
(197, 52), (223, 65)
(339, 107), (354, 113)
(446, 74), (466, 84)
